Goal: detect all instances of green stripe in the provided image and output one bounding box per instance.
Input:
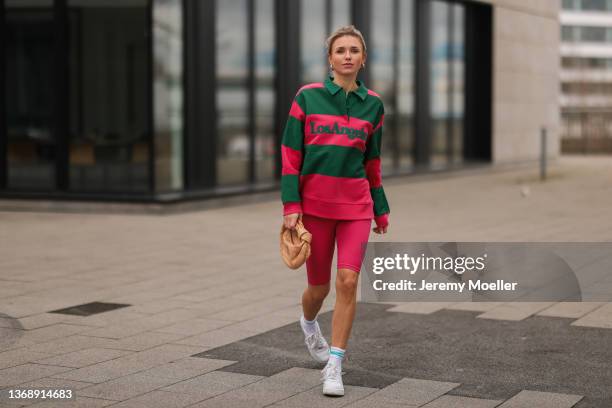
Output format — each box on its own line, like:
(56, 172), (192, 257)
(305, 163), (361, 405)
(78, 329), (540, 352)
(281, 174), (301, 203)
(301, 145), (366, 178)
(281, 117), (304, 151)
(365, 128), (382, 161)
(371, 186), (390, 216)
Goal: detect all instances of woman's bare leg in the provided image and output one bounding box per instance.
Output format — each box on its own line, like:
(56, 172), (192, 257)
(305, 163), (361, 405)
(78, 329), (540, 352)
(302, 283), (330, 320)
(330, 268), (359, 349)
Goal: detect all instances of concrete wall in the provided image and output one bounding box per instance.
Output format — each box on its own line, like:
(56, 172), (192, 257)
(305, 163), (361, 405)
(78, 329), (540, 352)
(476, 0), (561, 163)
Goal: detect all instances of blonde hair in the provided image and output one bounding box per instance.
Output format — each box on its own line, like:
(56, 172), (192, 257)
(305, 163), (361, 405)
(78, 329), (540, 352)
(325, 25), (367, 56)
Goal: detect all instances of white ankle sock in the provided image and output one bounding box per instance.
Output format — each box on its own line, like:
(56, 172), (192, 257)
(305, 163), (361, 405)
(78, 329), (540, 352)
(300, 315), (318, 336)
(329, 346), (345, 367)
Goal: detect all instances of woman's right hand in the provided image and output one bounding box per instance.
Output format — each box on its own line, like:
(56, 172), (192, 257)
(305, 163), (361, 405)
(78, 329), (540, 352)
(283, 213), (301, 230)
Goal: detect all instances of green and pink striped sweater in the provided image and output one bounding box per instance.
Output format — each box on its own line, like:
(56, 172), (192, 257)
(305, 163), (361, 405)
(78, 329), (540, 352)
(281, 76), (390, 228)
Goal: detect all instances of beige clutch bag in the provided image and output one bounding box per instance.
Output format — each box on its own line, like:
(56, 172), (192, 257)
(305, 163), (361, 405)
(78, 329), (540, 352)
(280, 217), (312, 269)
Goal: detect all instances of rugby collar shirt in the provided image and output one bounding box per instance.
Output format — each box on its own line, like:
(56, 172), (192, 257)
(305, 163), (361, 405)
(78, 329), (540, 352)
(281, 76), (390, 228)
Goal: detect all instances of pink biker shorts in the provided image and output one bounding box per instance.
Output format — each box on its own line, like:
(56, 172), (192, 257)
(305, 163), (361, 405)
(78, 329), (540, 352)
(301, 213), (372, 286)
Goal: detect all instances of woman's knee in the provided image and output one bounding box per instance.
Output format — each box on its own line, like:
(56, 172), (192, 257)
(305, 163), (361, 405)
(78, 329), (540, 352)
(306, 283), (330, 301)
(336, 269), (359, 293)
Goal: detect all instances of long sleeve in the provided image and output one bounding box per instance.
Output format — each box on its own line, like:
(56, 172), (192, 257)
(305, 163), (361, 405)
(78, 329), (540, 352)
(280, 91), (306, 215)
(364, 103), (390, 228)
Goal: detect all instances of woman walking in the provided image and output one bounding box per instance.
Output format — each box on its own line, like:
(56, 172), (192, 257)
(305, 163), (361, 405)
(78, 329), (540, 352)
(281, 25), (390, 397)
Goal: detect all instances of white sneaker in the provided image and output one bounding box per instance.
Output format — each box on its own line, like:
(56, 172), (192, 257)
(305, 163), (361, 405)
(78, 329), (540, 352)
(300, 317), (330, 364)
(321, 362), (344, 396)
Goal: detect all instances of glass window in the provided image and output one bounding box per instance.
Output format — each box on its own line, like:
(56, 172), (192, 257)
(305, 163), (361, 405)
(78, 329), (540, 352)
(5, 0), (55, 190)
(216, 0), (249, 186)
(153, 0), (183, 191)
(562, 0), (576, 9)
(255, 0), (276, 183)
(581, 26), (606, 42)
(67, 0), (150, 192)
(561, 26), (575, 42)
(371, 0), (395, 173)
(397, 0), (415, 171)
(430, 0), (450, 168)
(301, 0), (327, 83)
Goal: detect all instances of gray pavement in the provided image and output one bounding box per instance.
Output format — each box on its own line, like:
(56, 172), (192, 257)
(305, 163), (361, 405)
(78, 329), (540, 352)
(0, 155), (611, 407)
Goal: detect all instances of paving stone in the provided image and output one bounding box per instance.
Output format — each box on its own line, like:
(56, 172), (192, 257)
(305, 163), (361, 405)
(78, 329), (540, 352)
(188, 367), (321, 408)
(0, 364), (73, 388)
(174, 326), (258, 348)
(107, 332), (187, 352)
(24, 335), (117, 356)
(571, 303), (612, 329)
(34, 348), (132, 368)
(28, 396), (116, 407)
(421, 395), (503, 408)
(345, 377), (459, 407)
(205, 297), (300, 322)
(496, 390), (583, 407)
(446, 302), (504, 313)
(271, 385), (378, 407)
(18, 324), (91, 344)
(0, 348), (52, 370)
(141, 357), (236, 380)
(476, 303), (555, 321)
(53, 344), (203, 383)
(153, 318), (234, 336)
(77, 371), (177, 401)
(386, 303), (457, 315)
(107, 390), (209, 408)
(17, 377), (94, 390)
(536, 302), (605, 319)
(161, 370), (264, 398)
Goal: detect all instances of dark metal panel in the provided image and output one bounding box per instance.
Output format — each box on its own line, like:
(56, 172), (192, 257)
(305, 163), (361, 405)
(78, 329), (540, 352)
(184, 0), (216, 189)
(0, 0), (6, 189)
(247, 0), (255, 184)
(274, 0), (300, 179)
(414, 0), (431, 166)
(352, 0), (370, 86)
(55, 0), (69, 191)
(147, 0), (155, 192)
(464, 1), (491, 161)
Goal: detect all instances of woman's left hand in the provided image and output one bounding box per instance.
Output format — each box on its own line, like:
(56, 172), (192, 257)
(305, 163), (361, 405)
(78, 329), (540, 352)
(373, 225), (388, 234)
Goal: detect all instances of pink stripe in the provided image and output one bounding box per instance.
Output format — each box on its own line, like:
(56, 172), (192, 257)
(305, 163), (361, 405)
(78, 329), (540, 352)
(373, 114), (384, 133)
(367, 89), (381, 98)
(304, 114), (374, 151)
(364, 157), (382, 188)
(375, 213), (389, 228)
(289, 100), (305, 121)
(281, 145), (302, 175)
(283, 202), (302, 215)
(300, 174), (373, 205)
(297, 82), (324, 94)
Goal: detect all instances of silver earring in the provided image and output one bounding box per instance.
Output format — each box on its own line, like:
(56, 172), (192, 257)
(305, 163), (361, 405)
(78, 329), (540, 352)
(362, 63), (366, 69)
(330, 64), (334, 71)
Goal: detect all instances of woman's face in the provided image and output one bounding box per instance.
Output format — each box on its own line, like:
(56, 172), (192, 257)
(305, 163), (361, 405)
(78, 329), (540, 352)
(328, 35), (366, 77)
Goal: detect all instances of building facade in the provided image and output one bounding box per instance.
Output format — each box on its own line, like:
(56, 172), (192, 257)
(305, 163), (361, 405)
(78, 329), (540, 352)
(561, 0), (612, 153)
(0, 0), (559, 203)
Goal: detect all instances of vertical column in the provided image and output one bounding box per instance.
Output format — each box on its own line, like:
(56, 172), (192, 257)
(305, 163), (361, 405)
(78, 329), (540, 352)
(55, 0), (69, 190)
(184, 0), (216, 189)
(352, 0), (370, 86)
(414, 0), (431, 167)
(463, 2), (492, 161)
(274, 0), (301, 178)
(0, 0), (6, 190)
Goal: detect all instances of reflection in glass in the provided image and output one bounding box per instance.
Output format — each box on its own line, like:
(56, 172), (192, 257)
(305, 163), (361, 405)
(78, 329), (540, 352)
(217, 0), (248, 185)
(451, 4), (464, 164)
(431, 0), (449, 168)
(154, 0), (183, 191)
(255, 0), (276, 182)
(371, 0), (394, 174)
(5, 0), (55, 189)
(301, 0), (326, 83)
(398, 0), (415, 171)
(68, 0), (149, 192)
